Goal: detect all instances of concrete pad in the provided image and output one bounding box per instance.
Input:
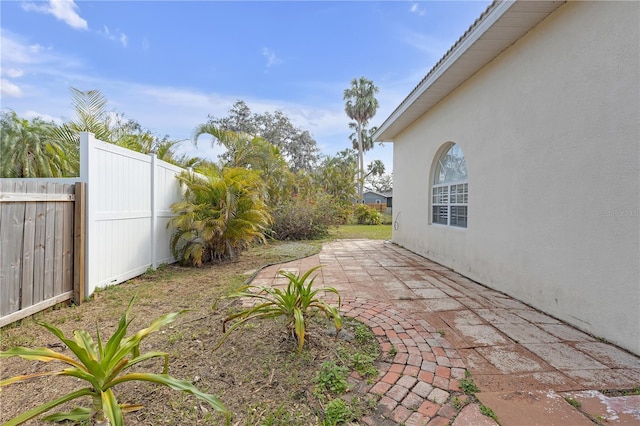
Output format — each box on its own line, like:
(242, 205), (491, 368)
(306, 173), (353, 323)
(475, 345), (547, 374)
(564, 368), (640, 389)
(514, 309), (562, 324)
(476, 390), (593, 426)
(403, 280), (436, 289)
(475, 308), (529, 324)
(474, 372), (580, 393)
(562, 390), (640, 424)
(455, 325), (510, 346)
(413, 288), (449, 299)
(537, 323), (596, 342)
(523, 343), (607, 370)
(492, 323), (560, 344)
(458, 349), (501, 375)
(573, 342), (640, 369)
(438, 310), (486, 327)
(422, 298), (465, 312)
(452, 403), (499, 426)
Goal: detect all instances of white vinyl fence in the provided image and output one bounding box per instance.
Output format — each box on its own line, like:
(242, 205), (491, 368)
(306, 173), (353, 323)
(80, 132), (185, 295)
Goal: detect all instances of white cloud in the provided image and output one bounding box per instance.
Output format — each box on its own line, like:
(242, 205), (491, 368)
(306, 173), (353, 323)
(1, 79), (24, 97)
(261, 47), (283, 69)
(410, 3), (426, 16)
(22, 0), (88, 30)
(99, 25), (128, 48)
(23, 110), (63, 124)
(2, 68), (25, 78)
(142, 38), (150, 50)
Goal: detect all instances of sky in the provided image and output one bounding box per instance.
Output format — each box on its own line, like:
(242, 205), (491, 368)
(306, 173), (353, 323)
(1, 0), (491, 171)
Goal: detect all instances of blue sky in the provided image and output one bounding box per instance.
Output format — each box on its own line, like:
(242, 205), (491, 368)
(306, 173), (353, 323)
(1, 0), (490, 170)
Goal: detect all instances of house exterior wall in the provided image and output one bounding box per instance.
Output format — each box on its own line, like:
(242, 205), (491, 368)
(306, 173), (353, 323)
(391, 1), (640, 354)
(363, 192), (387, 204)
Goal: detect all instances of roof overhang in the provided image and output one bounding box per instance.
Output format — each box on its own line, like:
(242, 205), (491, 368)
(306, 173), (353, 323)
(373, 0), (565, 143)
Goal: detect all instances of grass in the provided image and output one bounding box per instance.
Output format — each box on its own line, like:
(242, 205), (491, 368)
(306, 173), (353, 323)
(0, 239), (386, 425)
(330, 224), (392, 240)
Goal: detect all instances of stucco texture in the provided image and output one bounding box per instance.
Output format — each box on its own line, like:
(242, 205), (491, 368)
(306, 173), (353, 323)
(391, 1), (640, 355)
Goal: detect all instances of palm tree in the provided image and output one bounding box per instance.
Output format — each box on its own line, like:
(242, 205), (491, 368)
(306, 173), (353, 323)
(343, 77), (379, 199)
(168, 164), (272, 266)
(0, 110), (75, 177)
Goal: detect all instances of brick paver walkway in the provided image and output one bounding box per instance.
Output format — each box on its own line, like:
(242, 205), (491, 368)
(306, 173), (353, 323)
(252, 240), (640, 425)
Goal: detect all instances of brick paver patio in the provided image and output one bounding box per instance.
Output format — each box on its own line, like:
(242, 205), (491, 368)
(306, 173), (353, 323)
(251, 239), (640, 425)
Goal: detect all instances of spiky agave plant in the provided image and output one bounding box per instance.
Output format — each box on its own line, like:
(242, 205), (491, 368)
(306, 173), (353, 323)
(214, 265), (342, 353)
(0, 296), (229, 426)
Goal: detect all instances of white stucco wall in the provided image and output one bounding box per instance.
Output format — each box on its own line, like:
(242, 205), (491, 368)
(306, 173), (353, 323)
(392, 1), (640, 355)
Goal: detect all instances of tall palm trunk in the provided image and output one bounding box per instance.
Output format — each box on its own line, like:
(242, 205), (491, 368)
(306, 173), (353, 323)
(356, 122), (364, 200)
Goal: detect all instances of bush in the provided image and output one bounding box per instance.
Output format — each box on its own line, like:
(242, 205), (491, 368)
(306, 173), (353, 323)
(270, 192), (341, 240)
(353, 205), (382, 225)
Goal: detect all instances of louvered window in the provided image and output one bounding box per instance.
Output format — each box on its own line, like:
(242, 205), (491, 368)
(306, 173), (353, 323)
(432, 144), (468, 228)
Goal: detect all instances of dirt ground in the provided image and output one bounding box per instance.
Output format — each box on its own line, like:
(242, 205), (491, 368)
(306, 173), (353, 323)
(0, 242), (381, 425)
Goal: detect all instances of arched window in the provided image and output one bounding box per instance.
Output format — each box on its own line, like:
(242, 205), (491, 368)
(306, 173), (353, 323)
(432, 144), (468, 228)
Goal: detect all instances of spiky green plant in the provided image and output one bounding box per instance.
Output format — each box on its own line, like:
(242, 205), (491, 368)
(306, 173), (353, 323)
(214, 265), (342, 353)
(0, 297), (229, 426)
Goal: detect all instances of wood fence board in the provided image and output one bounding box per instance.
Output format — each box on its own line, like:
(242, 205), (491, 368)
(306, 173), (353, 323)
(73, 182), (86, 305)
(53, 183), (65, 296)
(0, 291), (72, 328)
(42, 182), (56, 300)
(33, 183), (47, 304)
(62, 184), (74, 293)
(20, 181), (38, 308)
(0, 181), (25, 316)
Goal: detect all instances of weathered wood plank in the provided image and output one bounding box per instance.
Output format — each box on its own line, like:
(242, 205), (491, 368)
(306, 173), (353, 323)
(32, 182), (47, 304)
(73, 182), (86, 305)
(53, 183), (65, 296)
(0, 181), (25, 316)
(42, 183), (56, 300)
(0, 193), (75, 202)
(20, 181), (38, 308)
(0, 291), (73, 328)
(62, 184), (74, 293)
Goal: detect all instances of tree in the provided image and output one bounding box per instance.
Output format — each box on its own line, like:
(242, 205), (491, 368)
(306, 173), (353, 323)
(343, 77), (379, 199)
(0, 110), (75, 178)
(169, 164), (271, 265)
(207, 101), (320, 172)
(50, 88), (184, 169)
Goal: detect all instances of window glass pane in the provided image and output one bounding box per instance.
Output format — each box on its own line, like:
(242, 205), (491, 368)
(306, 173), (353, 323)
(450, 206), (467, 228)
(434, 144), (468, 184)
(432, 206), (448, 225)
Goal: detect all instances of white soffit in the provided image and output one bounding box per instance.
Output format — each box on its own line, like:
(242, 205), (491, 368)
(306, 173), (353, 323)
(374, 0), (566, 142)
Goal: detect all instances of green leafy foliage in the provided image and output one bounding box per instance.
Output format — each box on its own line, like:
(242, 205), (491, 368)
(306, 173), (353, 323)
(215, 266), (342, 353)
(0, 296), (228, 426)
(323, 398), (356, 426)
(169, 165), (272, 266)
(270, 192), (339, 240)
(458, 371), (480, 395)
(353, 204), (382, 225)
(314, 361), (350, 397)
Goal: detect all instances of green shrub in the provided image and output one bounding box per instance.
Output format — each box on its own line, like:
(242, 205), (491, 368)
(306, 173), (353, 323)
(314, 361), (349, 397)
(270, 192), (340, 240)
(169, 166), (271, 266)
(215, 266), (342, 353)
(0, 296), (228, 426)
(353, 204), (382, 225)
(323, 398), (355, 426)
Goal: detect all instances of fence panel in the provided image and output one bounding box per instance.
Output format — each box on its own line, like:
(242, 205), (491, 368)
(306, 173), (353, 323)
(81, 133), (187, 295)
(0, 180), (75, 327)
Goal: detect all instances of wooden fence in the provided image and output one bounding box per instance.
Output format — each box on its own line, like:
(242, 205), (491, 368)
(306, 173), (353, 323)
(0, 180), (85, 327)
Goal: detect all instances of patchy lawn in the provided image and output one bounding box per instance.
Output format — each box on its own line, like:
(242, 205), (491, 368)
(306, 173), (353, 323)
(0, 239), (384, 425)
(329, 224), (392, 241)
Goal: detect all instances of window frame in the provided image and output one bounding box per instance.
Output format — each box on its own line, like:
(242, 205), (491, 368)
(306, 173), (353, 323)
(430, 143), (468, 229)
